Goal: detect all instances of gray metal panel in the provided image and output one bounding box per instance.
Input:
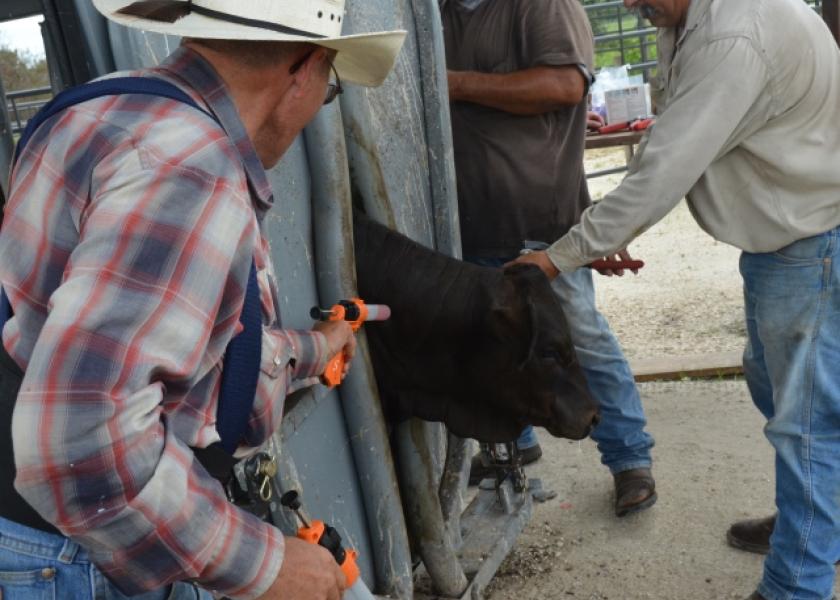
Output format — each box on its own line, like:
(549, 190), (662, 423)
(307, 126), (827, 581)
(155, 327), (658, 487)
(0, 76), (14, 201)
(340, 0), (436, 244)
(305, 107), (413, 598)
(263, 135), (377, 584)
(39, 0), (110, 86)
(107, 26), (181, 70)
(340, 1), (473, 597)
(70, 0), (115, 77)
(408, 0), (461, 258)
(395, 420), (467, 597)
(1, 0), (40, 21)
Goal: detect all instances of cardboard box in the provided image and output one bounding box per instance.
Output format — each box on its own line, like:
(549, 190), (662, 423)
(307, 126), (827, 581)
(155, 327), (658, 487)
(604, 83), (651, 125)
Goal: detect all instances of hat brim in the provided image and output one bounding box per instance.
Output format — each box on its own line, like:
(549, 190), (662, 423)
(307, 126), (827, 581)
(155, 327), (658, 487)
(93, 0), (407, 87)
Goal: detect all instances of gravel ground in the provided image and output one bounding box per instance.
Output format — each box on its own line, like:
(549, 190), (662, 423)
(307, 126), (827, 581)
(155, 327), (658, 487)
(485, 380), (778, 600)
(585, 148), (746, 362)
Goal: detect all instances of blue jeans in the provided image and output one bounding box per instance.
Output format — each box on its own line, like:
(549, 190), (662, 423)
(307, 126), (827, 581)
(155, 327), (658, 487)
(740, 227), (840, 600)
(466, 256), (654, 472)
(0, 516), (212, 600)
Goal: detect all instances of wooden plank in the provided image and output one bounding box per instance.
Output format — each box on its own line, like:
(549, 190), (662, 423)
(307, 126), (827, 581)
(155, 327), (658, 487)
(630, 351), (743, 382)
(585, 130), (644, 150)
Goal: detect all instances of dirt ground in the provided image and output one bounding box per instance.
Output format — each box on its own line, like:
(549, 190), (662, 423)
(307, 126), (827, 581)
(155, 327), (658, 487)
(482, 149), (779, 599)
(485, 381), (774, 600)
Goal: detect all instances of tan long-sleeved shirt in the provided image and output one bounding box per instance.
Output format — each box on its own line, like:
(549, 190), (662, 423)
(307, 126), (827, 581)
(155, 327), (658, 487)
(547, 0), (840, 272)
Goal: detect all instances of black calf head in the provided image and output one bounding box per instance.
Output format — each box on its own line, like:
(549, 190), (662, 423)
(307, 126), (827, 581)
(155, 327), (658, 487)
(467, 263), (599, 441)
(353, 211), (599, 443)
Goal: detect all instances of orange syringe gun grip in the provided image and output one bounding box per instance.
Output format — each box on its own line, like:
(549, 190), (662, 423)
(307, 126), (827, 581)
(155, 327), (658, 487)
(297, 520), (326, 545)
(321, 304), (348, 388)
(341, 548), (360, 587)
(316, 299), (391, 387)
(296, 520), (361, 587)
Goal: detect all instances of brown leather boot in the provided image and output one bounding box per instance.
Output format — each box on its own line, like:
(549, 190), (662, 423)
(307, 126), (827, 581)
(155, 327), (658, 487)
(613, 467), (657, 517)
(744, 593), (765, 600)
(727, 514), (775, 555)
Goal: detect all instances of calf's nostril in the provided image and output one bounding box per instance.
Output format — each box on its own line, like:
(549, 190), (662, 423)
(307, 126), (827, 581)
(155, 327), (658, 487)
(591, 412), (602, 427)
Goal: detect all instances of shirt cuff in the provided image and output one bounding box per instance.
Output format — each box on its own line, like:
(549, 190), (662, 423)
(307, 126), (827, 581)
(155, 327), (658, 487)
(576, 63), (595, 94)
(202, 502), (285, 599)
(546, 236), (587, 274)
(284, 329), (331, 381)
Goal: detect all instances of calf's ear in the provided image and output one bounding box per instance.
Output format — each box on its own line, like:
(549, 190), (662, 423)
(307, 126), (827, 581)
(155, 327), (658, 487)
(488, 275), (539, 370)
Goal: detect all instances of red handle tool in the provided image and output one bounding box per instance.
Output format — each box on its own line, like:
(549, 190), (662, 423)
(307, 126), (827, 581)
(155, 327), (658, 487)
(597, 117), (655, 135)
(588, 258), (645, 271)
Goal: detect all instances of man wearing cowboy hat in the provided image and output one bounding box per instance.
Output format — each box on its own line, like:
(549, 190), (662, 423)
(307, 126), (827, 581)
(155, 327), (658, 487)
(0, 1), (404, 599)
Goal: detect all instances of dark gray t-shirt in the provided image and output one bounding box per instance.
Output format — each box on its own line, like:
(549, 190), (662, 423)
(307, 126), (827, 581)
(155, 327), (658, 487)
(442, 0), (594, 257)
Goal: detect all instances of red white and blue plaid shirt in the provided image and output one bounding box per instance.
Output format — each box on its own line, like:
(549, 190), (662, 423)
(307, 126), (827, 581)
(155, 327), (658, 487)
(0, 47), (331, 598)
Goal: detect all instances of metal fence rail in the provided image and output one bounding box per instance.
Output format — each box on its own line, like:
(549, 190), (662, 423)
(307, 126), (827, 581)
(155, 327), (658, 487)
(585, 0), (824, 80)
(584, 0), (658, 80)
(6, 86), (52, 135)
(584, 0), (826, 181)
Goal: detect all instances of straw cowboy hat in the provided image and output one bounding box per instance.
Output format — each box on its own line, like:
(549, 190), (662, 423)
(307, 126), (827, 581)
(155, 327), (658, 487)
(92, 0), (407, 86)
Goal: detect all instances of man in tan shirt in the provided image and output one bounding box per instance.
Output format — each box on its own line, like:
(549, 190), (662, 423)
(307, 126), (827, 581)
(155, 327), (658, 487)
(516, 0), (840, 599)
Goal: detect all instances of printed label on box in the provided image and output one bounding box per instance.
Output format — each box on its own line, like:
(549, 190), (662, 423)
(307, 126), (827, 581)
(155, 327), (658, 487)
(605, 84), (651, 125)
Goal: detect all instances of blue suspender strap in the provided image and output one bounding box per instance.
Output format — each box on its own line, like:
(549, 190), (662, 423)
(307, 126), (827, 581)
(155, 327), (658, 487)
(0, 290), (10, 329)
(216, 261), (263, 454)
(6, 77), (262, 456)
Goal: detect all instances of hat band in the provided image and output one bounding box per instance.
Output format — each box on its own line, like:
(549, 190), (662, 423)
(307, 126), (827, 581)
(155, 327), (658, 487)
(190, 3), (326, 39)
(116, 0), (326, 39)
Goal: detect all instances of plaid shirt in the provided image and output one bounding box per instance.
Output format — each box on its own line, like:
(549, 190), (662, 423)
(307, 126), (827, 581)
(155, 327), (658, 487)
(0, 47), (331, 599)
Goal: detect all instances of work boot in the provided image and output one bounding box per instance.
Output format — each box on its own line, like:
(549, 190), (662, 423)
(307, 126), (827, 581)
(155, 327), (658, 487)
(467, 444), (542, 486)
(744, 593), (766, 600)
(727, 514), (775, 555)
(613, 467), (657, 517)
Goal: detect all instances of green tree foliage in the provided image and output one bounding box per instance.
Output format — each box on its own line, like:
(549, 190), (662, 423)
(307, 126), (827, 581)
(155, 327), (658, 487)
(580, 0), (657, 72)
(0, 38), (49, 92)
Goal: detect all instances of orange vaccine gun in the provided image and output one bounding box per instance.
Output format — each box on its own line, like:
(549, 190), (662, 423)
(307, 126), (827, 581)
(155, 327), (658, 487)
(280, 490), (361, 587)
(310, 298), (391, 387)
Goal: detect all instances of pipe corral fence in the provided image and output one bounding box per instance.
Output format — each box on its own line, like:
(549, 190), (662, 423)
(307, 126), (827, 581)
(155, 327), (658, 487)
(586, 0), (827, 79)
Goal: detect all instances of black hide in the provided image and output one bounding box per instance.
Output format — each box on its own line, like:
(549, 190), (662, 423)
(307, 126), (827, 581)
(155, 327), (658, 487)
(353, 212), (599, 443)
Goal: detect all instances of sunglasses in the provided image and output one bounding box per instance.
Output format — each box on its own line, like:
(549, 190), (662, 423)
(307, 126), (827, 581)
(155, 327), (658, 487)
(289, 51), (344, 106)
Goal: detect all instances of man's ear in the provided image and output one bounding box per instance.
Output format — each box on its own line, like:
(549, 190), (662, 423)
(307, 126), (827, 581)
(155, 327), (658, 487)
(289, 47), (328, 99)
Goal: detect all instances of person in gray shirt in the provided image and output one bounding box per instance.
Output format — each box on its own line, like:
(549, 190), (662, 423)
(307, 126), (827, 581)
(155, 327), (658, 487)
(516, 0), (840, 598)
(442, 0), (657, 518)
